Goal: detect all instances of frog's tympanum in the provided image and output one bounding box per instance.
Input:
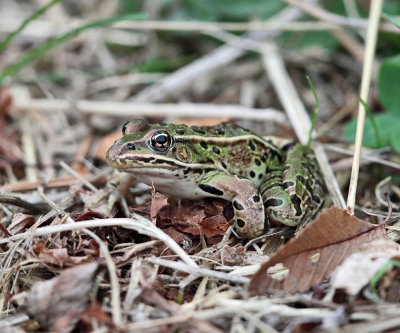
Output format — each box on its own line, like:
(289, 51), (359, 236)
(106, 119), (326, 238)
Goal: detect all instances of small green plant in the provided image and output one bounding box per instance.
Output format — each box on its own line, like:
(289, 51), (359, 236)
(344, 54), (400, 153)
(306, 76), (319, 148)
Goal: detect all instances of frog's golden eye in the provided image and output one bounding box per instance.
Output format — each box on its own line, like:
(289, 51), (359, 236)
(150, 130), (172, 152)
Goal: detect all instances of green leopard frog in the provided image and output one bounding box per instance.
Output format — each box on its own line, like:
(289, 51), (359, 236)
(106, 119), (326, 238)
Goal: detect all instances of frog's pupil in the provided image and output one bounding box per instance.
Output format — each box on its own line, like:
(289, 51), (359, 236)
(155, 135), (167, 144)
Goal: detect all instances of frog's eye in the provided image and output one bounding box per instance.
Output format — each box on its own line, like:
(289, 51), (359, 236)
(150, 130), (172, 152)
(122, 119), (150, 135)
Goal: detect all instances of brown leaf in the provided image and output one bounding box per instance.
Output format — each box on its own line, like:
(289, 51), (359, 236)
(27, 262), (99, 333)
(150, 192), (169, 219)
(8, 213), (35, 235)
(77, 302), (114, 332)
(250, 207), (388, 295)
(30, 242), (70, 266)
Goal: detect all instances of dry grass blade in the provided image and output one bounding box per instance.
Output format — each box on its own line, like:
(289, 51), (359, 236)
(347, 0), (383, 215)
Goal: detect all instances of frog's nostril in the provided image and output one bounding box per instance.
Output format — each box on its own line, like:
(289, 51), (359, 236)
(127, 143), (136, 150)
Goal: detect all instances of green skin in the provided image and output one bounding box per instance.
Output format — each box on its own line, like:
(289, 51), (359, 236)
(106, 119), (326, 239)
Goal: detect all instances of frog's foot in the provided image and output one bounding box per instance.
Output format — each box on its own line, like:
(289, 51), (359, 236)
(233, 198), (265, 239)
(199, 174), (266, 239)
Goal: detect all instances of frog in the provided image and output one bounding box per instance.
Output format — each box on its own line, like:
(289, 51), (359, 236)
(106, 119), (326, 239)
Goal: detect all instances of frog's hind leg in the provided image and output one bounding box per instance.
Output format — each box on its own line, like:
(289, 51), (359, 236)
(260, 145), (325, 228)
(198, 173), (265, 239)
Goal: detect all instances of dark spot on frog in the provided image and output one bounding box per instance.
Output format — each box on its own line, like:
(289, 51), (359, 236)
(192, 169), (204, 175)
(249, 171), (255, 178)
(172, 147), (177, 153)
(261, 182), (281, 195)
(260, 155), (266, 162)
(199, 184), (223, 196)
(265, 198), (284, 207)
(183, 168), (190, 175)
(212, 147), (220, 154)
(217, 129), (225, 135)
(297, 175), (306, 185)
(313, 195), (321, 204)
(258, 174), (263, 180)
(127, 143), (135, 150)
(192, 127), (206, 134)
(236, 219), (246, 228)
(281, 141), (297, 152)
(221, 162), (227, 169)
(175, 138), (186, 143)
(176, 129), (185, 135)
(200, 142), (207, 149)
(233, 200), (244, 211)
(253, 195), (260, 202)
(249, 141), (255, 151)
(282, 181), (294, 189)
(255, 159), (261, 166)
(290, 194), (302, 216)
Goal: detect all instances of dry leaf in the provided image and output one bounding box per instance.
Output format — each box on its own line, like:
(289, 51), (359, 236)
(30, 242), (70, 267)
(250, 207), (388, 295)
(27, 262), (99, 333)
(150, 192), (169, 219)
(8, 213), (35, 235)
(331, 238), (400, 296)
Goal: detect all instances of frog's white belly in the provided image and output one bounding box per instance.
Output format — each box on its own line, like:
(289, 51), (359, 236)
(131, 171), (204, 199)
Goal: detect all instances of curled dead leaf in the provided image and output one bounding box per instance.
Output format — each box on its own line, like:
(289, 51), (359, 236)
(27, 262), (99, 333)
(250, 207), (388, 295)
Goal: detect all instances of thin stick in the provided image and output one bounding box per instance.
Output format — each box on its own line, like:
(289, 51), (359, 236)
(12, 95), (286, 123)
(83, 228), (122, 327)
(347, 0), (383, 215)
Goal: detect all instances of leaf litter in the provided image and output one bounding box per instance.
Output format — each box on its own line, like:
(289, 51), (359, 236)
(2, 2), (400, 331)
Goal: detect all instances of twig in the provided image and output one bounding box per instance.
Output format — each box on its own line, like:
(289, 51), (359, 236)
(129, 2), (315, 103)
(282, 0), (395, 33)
(0, 216), (198, 269)
(146, 257), (250, 285)
(19, 115), (38, 182)
(59, 160), (98, 192)
(12, 95), (286, 123)
(347, 0), (383, 215)
(83, 228), (122, 327)
(381, 193), (393, 225)
(324, 145), (400, 171)
(0, 194), (45, 214)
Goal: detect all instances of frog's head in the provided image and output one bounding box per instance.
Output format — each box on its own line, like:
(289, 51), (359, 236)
(106, 119), (196, 175)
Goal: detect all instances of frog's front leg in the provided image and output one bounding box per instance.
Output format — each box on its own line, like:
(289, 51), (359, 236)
(199, 173), (265, 239)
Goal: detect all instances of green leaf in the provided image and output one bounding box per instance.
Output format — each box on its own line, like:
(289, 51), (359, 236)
(0, 0), (62, 54)
(344, 112), (400, 148)
(382, 12), (400, 29)
(378, 55), (400, 114)
(391, 131), (400, 153)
